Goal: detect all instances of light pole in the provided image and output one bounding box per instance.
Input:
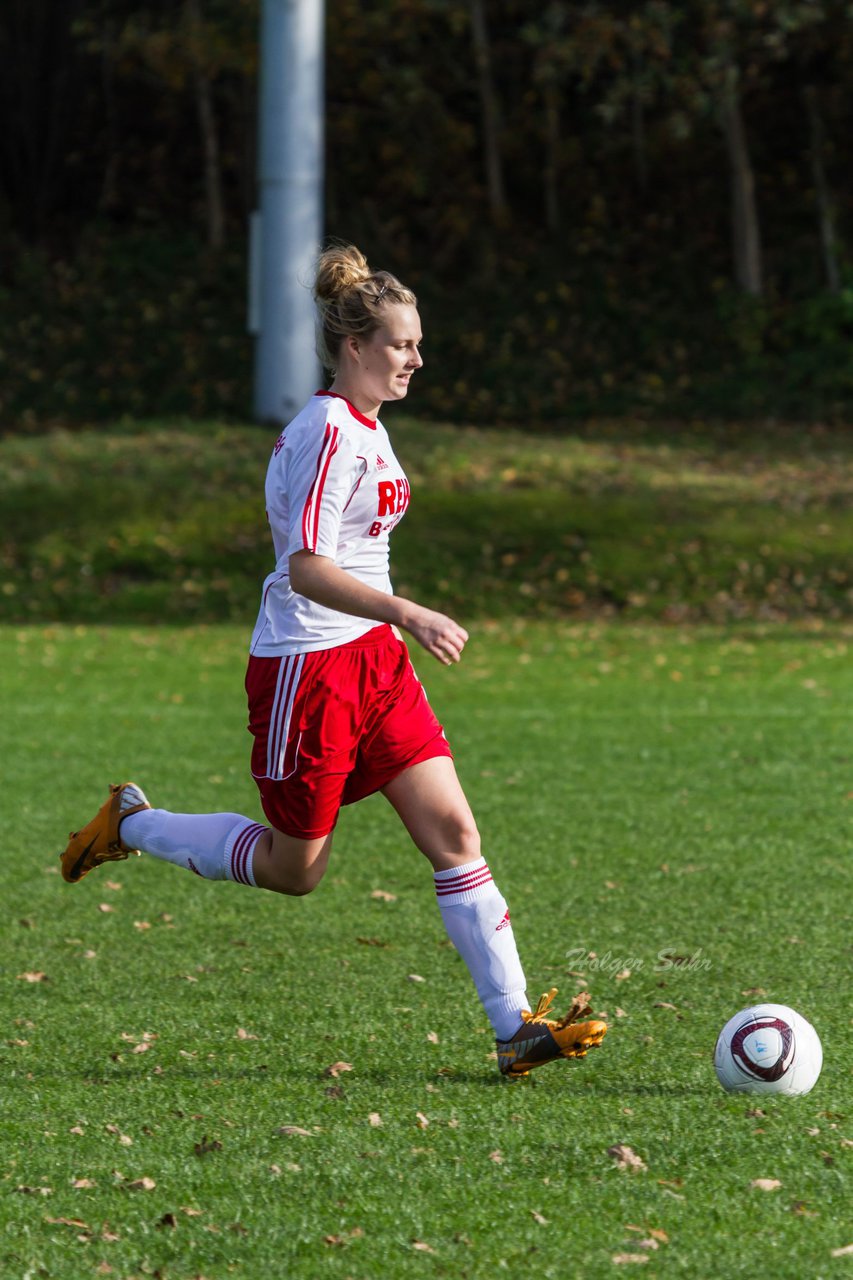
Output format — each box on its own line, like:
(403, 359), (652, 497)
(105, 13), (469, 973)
(251, 0), (324, 426)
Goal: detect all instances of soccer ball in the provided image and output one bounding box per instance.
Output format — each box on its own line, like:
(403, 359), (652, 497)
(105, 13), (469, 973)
(713, 1003), (822, 1097)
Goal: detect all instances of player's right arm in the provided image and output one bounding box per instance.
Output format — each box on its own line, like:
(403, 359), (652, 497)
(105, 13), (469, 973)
(288, 550), (468, 665)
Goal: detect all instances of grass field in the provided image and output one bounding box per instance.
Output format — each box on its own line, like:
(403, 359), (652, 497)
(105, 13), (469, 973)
(2, 618), (851, 1279)
(1, 417), (850, 625)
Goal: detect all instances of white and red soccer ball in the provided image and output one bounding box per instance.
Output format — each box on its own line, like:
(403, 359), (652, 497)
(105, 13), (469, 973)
(714, 1003), (822, 1097)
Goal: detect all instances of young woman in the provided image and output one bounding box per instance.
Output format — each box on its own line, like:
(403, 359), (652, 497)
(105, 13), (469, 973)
(59, 244), (606, 1078)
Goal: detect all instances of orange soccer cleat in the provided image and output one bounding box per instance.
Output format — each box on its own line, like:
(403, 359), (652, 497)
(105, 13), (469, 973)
(59, 782), (150, 883)
(496, 988), (607, 1078)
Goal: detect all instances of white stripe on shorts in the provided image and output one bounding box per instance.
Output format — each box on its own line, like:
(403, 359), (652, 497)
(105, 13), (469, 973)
(266, 653), (305, 780)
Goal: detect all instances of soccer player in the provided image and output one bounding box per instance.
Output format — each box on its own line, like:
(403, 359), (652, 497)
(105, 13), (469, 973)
(58, 244), (606, 1078)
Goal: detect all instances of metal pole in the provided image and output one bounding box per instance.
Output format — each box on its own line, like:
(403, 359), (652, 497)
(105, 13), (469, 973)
(252, 0), (324, 425)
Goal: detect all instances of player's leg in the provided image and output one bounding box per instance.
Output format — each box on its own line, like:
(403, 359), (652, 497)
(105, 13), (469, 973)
(60, 782), (275, 887)
(61, 786), (335, 896)
(382, 756), (530, 1041)
(252, 828), (334, 896)
(383, 757), (607, 1076)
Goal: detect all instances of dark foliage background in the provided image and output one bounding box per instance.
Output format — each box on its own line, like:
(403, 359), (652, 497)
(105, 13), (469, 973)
(2, 0), (852, 429)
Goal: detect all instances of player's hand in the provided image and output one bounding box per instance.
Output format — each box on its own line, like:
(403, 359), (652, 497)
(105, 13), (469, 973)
(405, 607), (468, 665)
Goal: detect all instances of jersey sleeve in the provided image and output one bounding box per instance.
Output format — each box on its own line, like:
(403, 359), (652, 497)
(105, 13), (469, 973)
(285, 421), (365, 559)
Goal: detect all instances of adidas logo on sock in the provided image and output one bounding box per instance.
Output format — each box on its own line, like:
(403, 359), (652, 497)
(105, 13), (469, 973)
(495, 909), (511, 932)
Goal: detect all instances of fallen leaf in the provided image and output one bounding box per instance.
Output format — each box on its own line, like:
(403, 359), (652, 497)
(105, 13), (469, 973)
(194, 1136), (223, 1157)
(14, 1185), (52, 1196)
(637, 1238), (659, 1251)
(830, 1244), (853, 1257)
(133, 921), (151, 931)
(69, 1126), (85, 1136)
(98, 904), (115, 913)
(615, 1007), (628, 1018)
(530, 1210), (548, 1225)
(277, 1126), (313, 1137)
(17, 971), (48, 983)
(489, 1150), (504, 1163)
(615, 969), (631, 981)
(751, 1178), (782, 1192)
(649, 1228), (669, 1243)
(608, 1144), (647, 1172)
(368, 1113), (383, 1127)
(180, 1206), (203, 1217)
(415, 1111), (430, 1130)
(105, 881), (123, 891)
(426, 1031), (440, 1044)
(653, 1001), (678, 1011)
(236, 1028), (258, 1041)
(157, 1212), (178, 1229)
(370, 889), (397, 902)
(407, 973), (426, 983)
(72, 1178), (95, 1189)
(742, 987), (767, 996)
(612, 1255), (649, 1266)
(322, 1061), (353, 1078)
(412, 1240), (435, 1254)
(44, 1216), (88, 1228)
(126, 1177), (156, 1191)
(356, 936), (390, 947)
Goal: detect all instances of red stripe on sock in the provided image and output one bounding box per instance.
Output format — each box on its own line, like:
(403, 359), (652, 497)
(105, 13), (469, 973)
(434, 866), (493, 897)
(231, 823), (266, 885)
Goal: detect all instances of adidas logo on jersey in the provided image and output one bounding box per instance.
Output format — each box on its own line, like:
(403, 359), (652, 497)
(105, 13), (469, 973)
(375, 454), (389, 471)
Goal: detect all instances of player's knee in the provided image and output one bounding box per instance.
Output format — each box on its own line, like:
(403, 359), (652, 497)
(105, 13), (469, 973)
(271, 867), (323, 897)
(446, 810), (481, 861)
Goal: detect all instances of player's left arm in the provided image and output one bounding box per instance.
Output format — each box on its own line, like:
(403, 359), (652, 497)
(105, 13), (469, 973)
(288, 551), (468, 665)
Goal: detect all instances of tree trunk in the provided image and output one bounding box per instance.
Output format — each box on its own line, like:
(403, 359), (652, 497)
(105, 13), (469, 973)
(185, 0), (225, 250)
(718, 65), (763, 297)
(802, 83), (840, 294)
(543, 82), (560, 233)
(468, 0), (508, 226)
(631, 47), (648, 195)
(97, 18), (121, 215)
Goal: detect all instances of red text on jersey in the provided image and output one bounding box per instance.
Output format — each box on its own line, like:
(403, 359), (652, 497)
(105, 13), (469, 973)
(377, 478), (411, 517)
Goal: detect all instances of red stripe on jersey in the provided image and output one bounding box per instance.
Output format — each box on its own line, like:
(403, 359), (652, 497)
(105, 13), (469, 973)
(302, 424), (339, 553)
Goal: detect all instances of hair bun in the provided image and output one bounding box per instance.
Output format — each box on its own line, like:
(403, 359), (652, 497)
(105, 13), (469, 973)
(314, 244), (371, 302)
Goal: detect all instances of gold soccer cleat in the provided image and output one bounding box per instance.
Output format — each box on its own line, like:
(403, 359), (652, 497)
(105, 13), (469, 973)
(60, 782), (150, 883)
(496, 988), (607, 1078)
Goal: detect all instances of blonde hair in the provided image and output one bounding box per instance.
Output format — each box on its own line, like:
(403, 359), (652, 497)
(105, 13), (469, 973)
(313, 243), (417, 371)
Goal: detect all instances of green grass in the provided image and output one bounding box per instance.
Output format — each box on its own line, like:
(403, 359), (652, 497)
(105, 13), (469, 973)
(2, 620), (851, 1278)
(1, 418), (850, 625)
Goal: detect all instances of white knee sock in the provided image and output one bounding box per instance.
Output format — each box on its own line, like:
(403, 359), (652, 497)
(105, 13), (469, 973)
(119, 810), (267, 886)
(433, 858), (529, 1041)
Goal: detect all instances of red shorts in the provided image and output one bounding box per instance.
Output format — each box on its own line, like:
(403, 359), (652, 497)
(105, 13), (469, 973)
(245, 625), (452, 840)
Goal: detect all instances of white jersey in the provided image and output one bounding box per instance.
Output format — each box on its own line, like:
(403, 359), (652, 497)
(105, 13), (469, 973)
(249, 391), (411, 656)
